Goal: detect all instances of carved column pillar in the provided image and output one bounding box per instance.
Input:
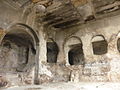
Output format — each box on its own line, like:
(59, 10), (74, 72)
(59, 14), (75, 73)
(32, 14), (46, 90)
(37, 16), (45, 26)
(34, 43), (40, 84)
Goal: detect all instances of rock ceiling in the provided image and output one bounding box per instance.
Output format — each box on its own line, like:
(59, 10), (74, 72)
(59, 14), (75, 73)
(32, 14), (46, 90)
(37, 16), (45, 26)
(3, 0), (120, 29)
(35, 0), (120, 29)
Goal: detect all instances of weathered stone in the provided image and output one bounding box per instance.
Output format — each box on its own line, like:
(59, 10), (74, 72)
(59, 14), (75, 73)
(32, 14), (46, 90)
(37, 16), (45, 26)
(0, 76), (8, 87)
(1, 0), (120, 89)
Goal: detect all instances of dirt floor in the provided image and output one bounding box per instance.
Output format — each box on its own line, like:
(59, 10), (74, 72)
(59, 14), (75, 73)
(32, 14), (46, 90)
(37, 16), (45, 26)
(3, 82), (120, 90)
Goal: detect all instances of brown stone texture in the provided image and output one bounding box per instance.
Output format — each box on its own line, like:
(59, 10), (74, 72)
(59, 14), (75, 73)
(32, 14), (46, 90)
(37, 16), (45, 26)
(1, 0), (120, 89)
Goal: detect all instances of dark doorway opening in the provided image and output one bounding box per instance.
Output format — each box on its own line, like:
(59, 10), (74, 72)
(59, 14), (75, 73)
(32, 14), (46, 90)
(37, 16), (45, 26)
(68, 43), (84, 65)
(47, 41), (59, 63)
(0, 30), (35, 73)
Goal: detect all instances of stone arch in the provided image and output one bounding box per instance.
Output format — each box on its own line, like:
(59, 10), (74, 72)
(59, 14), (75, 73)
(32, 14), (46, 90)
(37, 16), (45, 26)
(64, 36), (85, 65)
(91, 35), (108, 55)
(47, 38), (59, 63)
(0, 23), (39, 84)
(3, 23), (39, 45)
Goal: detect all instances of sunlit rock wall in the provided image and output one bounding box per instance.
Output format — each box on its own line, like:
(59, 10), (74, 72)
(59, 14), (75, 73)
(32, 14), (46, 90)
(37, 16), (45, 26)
(49, 13), (120, 83)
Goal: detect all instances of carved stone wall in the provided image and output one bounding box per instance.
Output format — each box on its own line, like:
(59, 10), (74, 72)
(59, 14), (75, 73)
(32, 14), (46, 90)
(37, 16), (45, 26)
(1, 0), (120, 89)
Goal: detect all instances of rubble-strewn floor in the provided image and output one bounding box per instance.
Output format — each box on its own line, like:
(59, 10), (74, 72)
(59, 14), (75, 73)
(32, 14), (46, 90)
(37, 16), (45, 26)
(4, 82), (120, 90)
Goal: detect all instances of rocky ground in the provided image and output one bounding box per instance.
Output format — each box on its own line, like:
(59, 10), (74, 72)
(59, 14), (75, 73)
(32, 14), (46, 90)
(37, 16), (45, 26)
(3, 82), (120, 90)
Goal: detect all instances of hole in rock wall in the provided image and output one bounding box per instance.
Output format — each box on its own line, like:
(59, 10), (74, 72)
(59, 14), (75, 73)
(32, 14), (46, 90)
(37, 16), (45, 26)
(92, 35), (108, 55)
(47, 39), (59, 63)
(0, 30), (35, 73)
(68, 43), (85, 65)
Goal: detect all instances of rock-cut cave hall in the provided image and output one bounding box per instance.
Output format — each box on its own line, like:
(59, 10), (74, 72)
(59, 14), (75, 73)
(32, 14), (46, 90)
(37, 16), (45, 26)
(1, 0), (120, 90)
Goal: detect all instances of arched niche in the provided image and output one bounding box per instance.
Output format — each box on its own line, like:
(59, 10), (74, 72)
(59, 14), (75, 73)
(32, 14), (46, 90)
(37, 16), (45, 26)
(47, 38), (59, 63)
(91, 35), (108, 55)
(64, 36), (85, 65)
(0, 23), (39, 73)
